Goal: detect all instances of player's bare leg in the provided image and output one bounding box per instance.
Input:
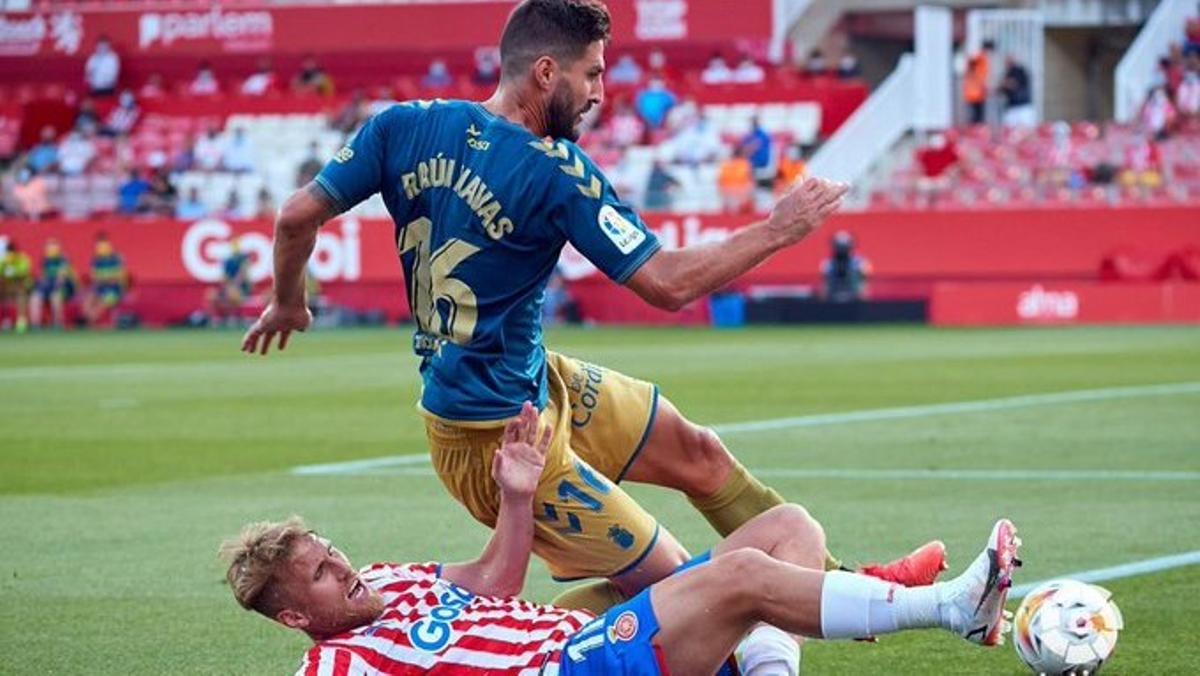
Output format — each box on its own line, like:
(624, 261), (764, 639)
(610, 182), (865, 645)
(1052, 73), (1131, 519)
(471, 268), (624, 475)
(648, 519), (1021, 675)
(623, 396), (947, 584)
(712, 504), (826, 570)
(621, 397), (736, 499)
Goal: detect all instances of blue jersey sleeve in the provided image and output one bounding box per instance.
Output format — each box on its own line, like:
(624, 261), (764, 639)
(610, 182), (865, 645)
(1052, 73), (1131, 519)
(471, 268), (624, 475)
(543, 141), (661, 284)
(315, 104), (412, 212)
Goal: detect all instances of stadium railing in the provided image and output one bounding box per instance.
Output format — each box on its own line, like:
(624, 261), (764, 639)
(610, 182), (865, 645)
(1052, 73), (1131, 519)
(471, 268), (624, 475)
(808, 54), (915, 186)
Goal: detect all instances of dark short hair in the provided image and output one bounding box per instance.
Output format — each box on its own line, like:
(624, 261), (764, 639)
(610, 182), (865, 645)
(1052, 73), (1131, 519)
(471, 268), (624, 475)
(499, 0), (611, 80)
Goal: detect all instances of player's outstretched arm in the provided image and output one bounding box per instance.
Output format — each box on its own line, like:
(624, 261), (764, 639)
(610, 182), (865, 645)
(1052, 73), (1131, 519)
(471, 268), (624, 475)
(241, 182), (340, 356)
(625, 177), (848, 311)
(441, 402), (551, 598)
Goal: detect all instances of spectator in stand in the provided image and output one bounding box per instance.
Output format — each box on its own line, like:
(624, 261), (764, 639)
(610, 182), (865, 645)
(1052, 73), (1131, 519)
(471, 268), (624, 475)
(1159, 44), (1185, 97)
(102, 90), (140, 137)
(717, 146), (754, 213)
(331, 90), (370, 134)
(29, 239), (76, 330)
(221, 189), (248, 220)
(188, 61), (221, 97)
(634, 76), (677, 131)
(775, 144), (807, 196)
(175, 187), (209, 221)
(295, 141), (324, 188)
(194, 127), (225, 172)
(82, 232), (128, 327)
(607, 100), (645, 149)
(117, 169), (150, 215)
(1177, 68), (1200, 128)
(222, 127), (256, 173)
(837, 54), (861, 80)
(74, 98), (100, 134)
(144, 168), (177, 215)
(804, 49), (827, 76)
(739, 117), (773, 191)
(607, 54), (643, 86)
(472, 47), (501, 86)
(1121, 133), (1164, 195)
(293, 55), (335, 97)
(643, 158), (680, 211)
(668, 112), (723, 166)
(1188, 14), (1200, 55)
(84, 36), (120, 97)
(963, 41), (994, 125)
(914, 132), (959, 207)
(821, 231), (871, 302)
(1141, 86), (1177, 140)
(999, 55), (1035, 128)
(171, 134), (196, 172)
(0, 241), (33, 333)
(732, 57), (766, 84)
(26, 126), (58, 174)
(255, 187), (276, 219)
(701, 53), (734, 85)
(57, 130), (96, 176)
(11, 166), (51, 220)
(241, 58), (276, 97)
(139, 73), (166, 99)
(422, 59), (454, 90)
(1039, 121), (1082, 194)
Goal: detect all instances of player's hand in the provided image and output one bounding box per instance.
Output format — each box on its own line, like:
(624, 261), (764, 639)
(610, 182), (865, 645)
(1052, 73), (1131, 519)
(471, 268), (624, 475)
(766, 176), (850, 246)
(240, 300), (312, 356)
(492, 401), (551, 498)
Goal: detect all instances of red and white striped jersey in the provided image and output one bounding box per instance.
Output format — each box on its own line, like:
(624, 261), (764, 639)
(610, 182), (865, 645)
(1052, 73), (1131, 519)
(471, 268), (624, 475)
(295, 562), (595, 676)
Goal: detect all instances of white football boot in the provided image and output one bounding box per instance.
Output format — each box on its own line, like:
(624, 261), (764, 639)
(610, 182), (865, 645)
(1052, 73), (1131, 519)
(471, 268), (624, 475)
(939, 518), (1022, 646)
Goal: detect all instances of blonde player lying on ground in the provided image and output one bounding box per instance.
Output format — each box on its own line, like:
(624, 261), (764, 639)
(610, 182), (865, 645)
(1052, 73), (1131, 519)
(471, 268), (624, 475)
(222, 405), (1022, 675)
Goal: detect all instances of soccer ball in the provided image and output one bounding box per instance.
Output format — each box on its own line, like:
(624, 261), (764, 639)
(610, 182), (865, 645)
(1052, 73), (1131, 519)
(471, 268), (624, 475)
(1012, 579), (1123, 675)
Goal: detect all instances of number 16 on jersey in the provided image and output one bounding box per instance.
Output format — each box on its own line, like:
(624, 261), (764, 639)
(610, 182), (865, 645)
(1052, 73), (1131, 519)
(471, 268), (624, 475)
(399, 217), (482, 349)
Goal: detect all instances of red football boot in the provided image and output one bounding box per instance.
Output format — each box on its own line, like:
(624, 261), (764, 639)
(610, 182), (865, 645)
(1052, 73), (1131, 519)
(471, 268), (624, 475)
(859, 540), (949, 587)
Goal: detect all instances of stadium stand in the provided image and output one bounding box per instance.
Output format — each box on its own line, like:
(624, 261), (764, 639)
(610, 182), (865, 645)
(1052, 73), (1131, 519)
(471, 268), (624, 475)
(0, 47), (867, 218)
(1, 0), (1197, 330)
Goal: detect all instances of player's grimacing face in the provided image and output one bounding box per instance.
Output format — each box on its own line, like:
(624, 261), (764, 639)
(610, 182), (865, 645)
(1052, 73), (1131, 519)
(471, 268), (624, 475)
(277, 534), (384, 637)
(547, 40), (605, 141)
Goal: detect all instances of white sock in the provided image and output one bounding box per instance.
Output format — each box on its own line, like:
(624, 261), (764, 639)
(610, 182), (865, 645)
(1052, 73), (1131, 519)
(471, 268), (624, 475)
(819, 572), (944, 639)
(738, 625), (799, 676)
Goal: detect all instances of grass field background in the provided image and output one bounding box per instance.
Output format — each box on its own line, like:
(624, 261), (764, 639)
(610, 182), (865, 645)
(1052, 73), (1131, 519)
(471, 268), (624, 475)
(1, 325), (1198, 674)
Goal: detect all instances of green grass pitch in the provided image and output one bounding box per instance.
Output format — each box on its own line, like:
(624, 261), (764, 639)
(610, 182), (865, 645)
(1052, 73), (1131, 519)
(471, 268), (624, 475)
(1, 325), (1198, 674)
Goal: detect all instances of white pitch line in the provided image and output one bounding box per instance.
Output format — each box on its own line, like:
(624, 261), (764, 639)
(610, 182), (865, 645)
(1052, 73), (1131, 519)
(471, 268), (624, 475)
(711, 381), (1200, 434)
(290, 381), (1200, 476)
(294, 461), (1200, 482)
(291, 454), (430, 476)
(1012, 550), (1200, 598)
(729, 468), (1200, 482)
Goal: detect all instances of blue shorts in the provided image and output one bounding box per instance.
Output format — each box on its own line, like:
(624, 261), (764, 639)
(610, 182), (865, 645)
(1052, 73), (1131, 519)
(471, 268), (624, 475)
(557, 553), (732, 676)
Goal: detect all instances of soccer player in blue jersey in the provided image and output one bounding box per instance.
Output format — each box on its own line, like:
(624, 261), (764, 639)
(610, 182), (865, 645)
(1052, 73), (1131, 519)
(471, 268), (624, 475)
(242, 0), (945, 625)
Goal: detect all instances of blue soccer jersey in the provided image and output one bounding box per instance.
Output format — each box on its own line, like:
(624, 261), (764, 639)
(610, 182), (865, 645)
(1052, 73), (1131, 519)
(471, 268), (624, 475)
(315, 100), (661, 422)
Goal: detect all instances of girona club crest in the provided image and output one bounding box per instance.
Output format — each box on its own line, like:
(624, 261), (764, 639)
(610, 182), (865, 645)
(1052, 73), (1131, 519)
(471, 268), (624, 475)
(607, 611), (639, 643)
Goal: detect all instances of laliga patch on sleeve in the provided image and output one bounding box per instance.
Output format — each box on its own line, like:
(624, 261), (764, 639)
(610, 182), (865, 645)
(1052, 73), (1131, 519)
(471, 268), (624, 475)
(598, 205), (646, 255)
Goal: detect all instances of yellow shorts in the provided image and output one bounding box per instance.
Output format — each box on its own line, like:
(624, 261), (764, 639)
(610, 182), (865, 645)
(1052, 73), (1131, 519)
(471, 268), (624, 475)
(424, 351), (660, 581)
